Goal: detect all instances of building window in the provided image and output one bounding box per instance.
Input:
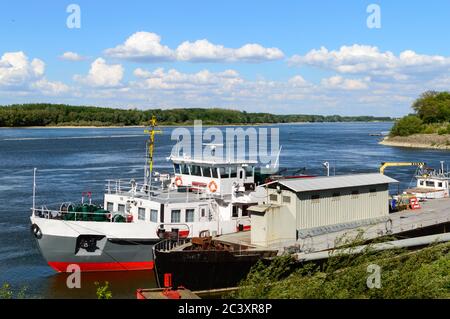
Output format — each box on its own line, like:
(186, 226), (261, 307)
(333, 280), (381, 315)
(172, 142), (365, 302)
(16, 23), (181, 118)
(282, 196), (291, 203)
(269, 194), (278, 202)
(118, 204), (125, 213)
(232, 206), (238, 218)
(150, 209), (158, 222)
(106, 202), (114, 212)
(171, 210), (181, 223)
(311, 194), (320, 203)
(138, 208), (146, 221)
(185, 209), (194, 222)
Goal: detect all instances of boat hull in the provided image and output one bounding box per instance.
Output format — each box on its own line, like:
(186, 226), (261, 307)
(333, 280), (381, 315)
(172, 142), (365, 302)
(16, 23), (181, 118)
(31, 216), (159, 272)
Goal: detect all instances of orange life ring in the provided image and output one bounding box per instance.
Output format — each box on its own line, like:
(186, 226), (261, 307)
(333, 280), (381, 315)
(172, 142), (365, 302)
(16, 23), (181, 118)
(208, 181), (218, 193)
(175, 176), (183, 187)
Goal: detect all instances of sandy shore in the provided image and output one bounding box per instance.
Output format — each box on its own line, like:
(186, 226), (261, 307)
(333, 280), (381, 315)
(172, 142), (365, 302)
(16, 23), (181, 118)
(380, 134), (450, 150)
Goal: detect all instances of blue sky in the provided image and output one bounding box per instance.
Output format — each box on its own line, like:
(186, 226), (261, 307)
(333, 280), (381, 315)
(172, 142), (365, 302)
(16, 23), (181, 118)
(1, 1), (450, 116)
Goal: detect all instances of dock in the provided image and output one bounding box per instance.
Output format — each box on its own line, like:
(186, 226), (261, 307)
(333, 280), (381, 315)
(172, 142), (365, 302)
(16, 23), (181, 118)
(217, 197), (450, 254)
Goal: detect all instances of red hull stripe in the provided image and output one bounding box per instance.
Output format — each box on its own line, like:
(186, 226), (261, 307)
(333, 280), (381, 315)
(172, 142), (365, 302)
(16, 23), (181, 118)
(236, 225), (251, 231)
(48, 261), (154, 272)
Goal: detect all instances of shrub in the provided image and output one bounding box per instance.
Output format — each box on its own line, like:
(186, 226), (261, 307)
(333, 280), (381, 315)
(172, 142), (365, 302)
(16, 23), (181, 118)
(390, 115), (423, 136)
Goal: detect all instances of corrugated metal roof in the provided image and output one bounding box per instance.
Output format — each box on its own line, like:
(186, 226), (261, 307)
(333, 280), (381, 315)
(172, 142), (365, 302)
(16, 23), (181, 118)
(274, 173), (398, 193)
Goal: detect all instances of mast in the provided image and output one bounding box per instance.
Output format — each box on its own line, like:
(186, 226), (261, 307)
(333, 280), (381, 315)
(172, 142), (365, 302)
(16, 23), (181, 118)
(32, 168), (37, 215)
(144, 115), (162, 186)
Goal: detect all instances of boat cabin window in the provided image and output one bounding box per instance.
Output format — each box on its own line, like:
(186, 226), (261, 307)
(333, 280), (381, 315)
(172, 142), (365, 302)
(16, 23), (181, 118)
(239, 170), (244, 179)
(138, 208), (146, 221)
(211, 167), (218, 178)
(185, 209), (195, 222)
(269, 194), (278, 202)
(174, 164), (181, 174)
(232, 206), (239, 217)
(244, 165), (254, 177)
(181, 164), (189, 175)
(438, 182), (443, 188)
(219, 167), (229, 178)
(202, 167), (212, 178)
(419, 180), (424, 186)
(171, 210), (181, 223)
(282, 195), (291, 203)
(106, 202), (114, 212)
(118, 204), (125, 213)
(150, 209), (158, 223)
(201, 208), (206, 218)
(191, 165), (202, 176)
(426, 181), (435, 187)
(230, 166), (237, 178)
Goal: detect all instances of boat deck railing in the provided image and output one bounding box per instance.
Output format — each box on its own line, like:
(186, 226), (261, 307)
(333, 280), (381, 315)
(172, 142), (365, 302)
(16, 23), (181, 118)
(105, 179), (224, 203)
(153, 237), (191, 252)
(31, 207), (133, 223)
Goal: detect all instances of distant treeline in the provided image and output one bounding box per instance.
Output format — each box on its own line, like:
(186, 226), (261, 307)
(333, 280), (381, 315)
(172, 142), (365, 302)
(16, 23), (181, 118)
(0, 104), (392, 127)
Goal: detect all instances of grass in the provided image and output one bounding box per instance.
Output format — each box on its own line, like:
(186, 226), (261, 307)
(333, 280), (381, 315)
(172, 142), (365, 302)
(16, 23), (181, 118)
(230, 238), (450, 299)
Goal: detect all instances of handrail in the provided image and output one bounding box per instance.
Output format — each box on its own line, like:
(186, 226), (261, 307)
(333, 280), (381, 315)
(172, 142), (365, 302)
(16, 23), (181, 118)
(30, 207), (132, 223)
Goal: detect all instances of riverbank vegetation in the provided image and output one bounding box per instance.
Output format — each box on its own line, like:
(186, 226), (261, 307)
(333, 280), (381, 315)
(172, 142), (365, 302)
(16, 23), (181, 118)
(231, 241), (450, 299)
(390, 91), (450, 137)
(0, 103), (392, 127)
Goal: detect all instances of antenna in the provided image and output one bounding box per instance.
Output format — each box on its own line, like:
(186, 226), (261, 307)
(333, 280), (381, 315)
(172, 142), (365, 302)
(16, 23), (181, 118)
(144, 115), (162, 186)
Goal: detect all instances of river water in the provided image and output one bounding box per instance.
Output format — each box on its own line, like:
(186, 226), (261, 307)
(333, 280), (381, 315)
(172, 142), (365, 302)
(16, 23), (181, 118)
(0, 122), (448, 298)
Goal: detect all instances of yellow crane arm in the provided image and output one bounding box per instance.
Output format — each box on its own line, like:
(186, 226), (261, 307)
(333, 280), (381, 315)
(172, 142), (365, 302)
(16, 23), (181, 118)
(379, 162), (425, 174)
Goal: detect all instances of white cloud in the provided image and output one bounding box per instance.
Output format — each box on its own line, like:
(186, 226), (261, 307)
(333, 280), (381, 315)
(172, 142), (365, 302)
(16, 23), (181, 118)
(321, 75), (369, 90)
(289, 44), (450, 80)
(59, 51), (86, 61)
(132, 67), (243, 90)
(288, 75), (309, 87)
(74, 58), (124, 87)
(31, 78), (69, 95)
(0, 51), (44, 87)
(105, 32), (284, 63)
(176, 40), (284, 62)
(104, 32), (175, 62)
(0, 51), (69, 96)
